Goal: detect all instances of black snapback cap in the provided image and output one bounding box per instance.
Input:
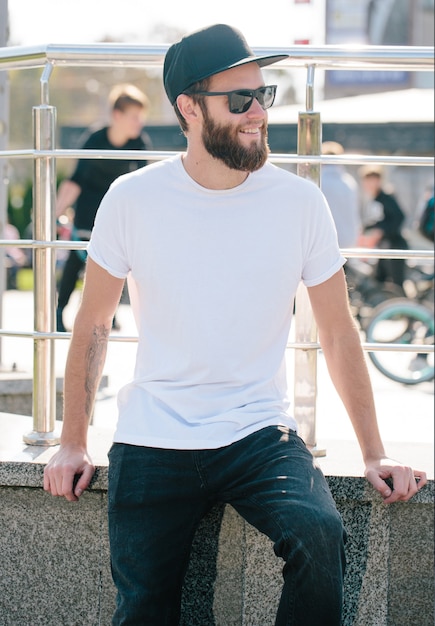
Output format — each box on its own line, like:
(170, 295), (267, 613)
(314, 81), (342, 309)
(163, 24), (288, 105)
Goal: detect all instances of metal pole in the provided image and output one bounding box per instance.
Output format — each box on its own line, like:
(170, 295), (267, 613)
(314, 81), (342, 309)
(23, 62), (59, 445)
(294, 65), (325, 456)
(0, 0), (9, 366)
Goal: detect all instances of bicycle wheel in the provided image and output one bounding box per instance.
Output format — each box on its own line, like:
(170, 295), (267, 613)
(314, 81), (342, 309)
(366, 299), (434, 385)
(357, 283), (405, 330)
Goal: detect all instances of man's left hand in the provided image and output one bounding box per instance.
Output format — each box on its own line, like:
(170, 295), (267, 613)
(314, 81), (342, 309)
(365, 459), (427, 503)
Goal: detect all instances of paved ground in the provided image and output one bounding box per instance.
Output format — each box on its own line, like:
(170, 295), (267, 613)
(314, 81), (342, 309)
(1, 288), (433, 477)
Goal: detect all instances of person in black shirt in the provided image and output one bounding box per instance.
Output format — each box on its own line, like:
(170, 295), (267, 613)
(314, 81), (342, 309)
(56, 83), (152, 331)
(359, 165), (409, 290)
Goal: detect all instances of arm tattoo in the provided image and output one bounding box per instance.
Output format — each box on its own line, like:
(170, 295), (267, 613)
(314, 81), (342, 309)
(84, 324), (109, 417)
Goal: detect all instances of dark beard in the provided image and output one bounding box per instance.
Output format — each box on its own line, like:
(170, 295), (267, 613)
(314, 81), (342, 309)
(201, 109), (269, 172)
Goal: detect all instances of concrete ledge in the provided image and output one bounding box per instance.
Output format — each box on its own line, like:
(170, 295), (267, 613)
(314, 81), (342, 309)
(0, 374), (108, 419)
(0, 412), (433, 626)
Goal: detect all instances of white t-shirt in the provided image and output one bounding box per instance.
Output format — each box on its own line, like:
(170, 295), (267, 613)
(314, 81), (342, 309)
(88, 154), (345, 449)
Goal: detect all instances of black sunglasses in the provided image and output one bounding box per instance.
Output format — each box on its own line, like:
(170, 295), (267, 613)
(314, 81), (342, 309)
(186, 85), (277, 114)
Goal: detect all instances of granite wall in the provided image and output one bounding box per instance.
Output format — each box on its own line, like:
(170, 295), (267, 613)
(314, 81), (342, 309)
(0, 462), (433, 626)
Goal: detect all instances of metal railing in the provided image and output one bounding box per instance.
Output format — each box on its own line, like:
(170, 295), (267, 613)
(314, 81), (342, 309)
(0, 43), (433, 450)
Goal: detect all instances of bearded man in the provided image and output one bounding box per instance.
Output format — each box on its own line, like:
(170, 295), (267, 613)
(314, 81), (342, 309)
(44, 24), (426, 626)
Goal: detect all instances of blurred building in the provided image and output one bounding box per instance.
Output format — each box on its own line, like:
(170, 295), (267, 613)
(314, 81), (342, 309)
(324, 0), (434, 97)
(274, 1), (433, 99)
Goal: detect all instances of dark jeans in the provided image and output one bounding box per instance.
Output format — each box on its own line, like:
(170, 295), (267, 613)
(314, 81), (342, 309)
(375, 237), (408, 289)
(375, 257), (406, 289)
(108, 426), (346, 626)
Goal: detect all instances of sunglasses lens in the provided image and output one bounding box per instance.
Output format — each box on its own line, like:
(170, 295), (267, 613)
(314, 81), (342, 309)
(229, 92), (253, 114)
(258, 86), (276, 109)
(228, 86), (276, 113)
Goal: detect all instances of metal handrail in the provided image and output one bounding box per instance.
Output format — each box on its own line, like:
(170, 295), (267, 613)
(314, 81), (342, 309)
(0, 43), (433, 71)
(1, 148), (433, 168)
(0, 325), (433, 352)
(1, 241), (434, 261)
(0, 43), (433, 449)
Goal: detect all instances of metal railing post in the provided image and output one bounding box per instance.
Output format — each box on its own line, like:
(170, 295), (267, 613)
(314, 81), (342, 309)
(23, 62), (60, 445)
(0, 0), (9, 366)
(294, 65), (325, 456)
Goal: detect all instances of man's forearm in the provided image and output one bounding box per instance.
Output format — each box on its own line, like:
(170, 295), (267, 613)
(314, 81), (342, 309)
(61, 323), (109, 446)
(56, 180), (81, 217)
(319, 326), (386, 463)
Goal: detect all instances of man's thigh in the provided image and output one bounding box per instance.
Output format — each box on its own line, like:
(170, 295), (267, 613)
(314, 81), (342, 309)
(108, 443), (212, 587)
(211, 427), (344, 548)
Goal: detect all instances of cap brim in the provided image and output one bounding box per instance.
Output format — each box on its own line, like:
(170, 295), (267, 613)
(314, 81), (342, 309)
(254, 54), (289, 68)
(192, 54), (289, 89)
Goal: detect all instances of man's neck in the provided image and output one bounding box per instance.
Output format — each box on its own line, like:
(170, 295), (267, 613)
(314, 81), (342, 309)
(107, 126), (130, 148)
(182, 150), (249, 190)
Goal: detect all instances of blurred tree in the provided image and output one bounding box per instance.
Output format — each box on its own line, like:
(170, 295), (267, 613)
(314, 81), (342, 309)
(7, 177), (32, 237)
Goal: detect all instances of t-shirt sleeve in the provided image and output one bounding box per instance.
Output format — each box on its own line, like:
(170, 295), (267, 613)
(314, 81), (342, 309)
(301, 187), (346, 287)
(87, 181), (130, 279)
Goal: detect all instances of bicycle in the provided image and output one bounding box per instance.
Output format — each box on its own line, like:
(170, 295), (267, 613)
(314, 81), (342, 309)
(365, 297), (434, 385)
(345, 257), (404, 329)
(402, 261), (434, 306)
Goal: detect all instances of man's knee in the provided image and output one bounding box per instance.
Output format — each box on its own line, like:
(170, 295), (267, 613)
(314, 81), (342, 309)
(274, 506), (346, 565)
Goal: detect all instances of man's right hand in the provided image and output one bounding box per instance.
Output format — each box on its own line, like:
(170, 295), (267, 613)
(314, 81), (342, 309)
(43, 444), (95, 502)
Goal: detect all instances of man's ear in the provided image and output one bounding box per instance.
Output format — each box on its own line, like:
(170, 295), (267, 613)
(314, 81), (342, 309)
(176, 94), (200, 122)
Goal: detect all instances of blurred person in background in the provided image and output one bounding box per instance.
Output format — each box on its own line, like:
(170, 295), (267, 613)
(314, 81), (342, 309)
(3, 219), (28, 289)
(418, 188), (434, 244)
(358, 165), (409, 291)
(55, 83), (152, 332)
(321, 141), (361, 249)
